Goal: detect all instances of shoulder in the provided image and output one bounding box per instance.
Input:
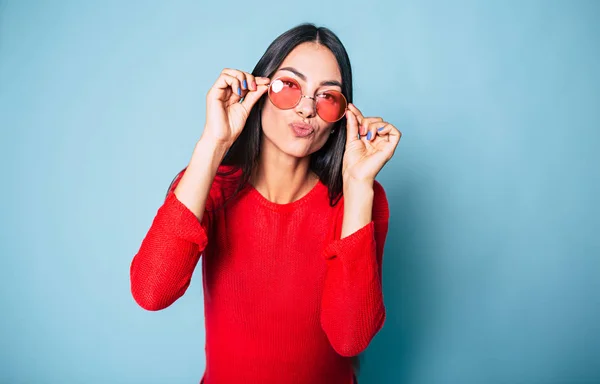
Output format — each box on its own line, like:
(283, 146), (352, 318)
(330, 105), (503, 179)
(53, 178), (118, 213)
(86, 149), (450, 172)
(166, 164), (244, 209)
(168, 164), (242, 189)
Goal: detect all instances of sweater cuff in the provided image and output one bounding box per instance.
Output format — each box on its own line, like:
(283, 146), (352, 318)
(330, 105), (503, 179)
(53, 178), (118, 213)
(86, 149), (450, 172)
(159, 191), (209, 248)
(323, 221), (375, 262)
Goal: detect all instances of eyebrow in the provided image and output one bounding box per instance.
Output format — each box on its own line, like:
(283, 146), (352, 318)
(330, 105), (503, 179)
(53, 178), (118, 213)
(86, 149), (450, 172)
(278, 67), (342, 88)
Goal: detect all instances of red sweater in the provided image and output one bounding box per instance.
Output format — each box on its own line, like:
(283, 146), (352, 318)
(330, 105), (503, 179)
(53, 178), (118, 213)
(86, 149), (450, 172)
(130, 165), (390, 384)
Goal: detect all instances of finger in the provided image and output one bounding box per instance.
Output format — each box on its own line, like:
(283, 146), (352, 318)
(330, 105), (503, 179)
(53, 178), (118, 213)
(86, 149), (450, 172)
(373, 123), (393, 142)
(223, 73), (243, 100)
(240, 82), (269, 112)
(347, 103), (365, 125)
(360, 117), (384, 136)
(255, 76), (271, 85)
(248, 76), (271, 92)
(388, 125), (403, 147)
(222, 68), (250, 92)
(345, 108), (360, 144)
(364, 121), (388, 142)
(378, 126), (401, 161)
(245, 73), (257, 91)
(239, 75), (270, 104)
(208, 73), (242, 102)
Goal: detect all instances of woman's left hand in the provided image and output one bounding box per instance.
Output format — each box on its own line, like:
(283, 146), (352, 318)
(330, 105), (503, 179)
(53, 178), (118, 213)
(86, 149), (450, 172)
(341, 103), (402, 183)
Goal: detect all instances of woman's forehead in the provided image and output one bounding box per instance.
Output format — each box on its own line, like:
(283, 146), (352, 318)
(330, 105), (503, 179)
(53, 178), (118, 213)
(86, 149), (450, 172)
(276, 43), (341, 84)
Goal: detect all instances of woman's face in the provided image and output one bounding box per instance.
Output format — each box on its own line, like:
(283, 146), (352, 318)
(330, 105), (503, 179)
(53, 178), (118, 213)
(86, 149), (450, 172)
(261, 42), (343, 158)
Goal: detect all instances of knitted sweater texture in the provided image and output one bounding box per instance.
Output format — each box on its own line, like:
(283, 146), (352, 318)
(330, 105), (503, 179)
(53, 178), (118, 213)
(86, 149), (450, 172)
(130, 165), (390, 384)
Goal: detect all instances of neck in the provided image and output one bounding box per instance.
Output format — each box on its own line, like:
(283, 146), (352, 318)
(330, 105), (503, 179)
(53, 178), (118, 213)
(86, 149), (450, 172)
(249, 139), (319, 205)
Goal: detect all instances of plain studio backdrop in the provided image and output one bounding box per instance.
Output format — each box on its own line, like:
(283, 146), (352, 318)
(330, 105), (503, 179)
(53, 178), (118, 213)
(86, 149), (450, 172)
(1, 0), (599, 383)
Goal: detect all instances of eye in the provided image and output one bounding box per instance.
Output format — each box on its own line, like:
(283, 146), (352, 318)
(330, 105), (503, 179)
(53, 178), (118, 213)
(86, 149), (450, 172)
(271, 78), (299, 93)
(317, 92), (339, 102)
(282, 80), (299, 89)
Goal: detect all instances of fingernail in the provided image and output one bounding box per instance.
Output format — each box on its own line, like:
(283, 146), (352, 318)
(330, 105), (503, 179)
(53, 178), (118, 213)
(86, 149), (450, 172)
(237, 87), (241, 96)
(378, 126), (385, 131)
(367, 131), (372, 140)
(242, 80), (247, 89)
(357, 133), (360, 139)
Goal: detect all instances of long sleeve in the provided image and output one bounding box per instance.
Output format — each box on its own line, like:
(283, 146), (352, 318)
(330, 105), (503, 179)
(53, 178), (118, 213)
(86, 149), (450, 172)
(130, 169), (211, 311)
(320, 180), (390, 357)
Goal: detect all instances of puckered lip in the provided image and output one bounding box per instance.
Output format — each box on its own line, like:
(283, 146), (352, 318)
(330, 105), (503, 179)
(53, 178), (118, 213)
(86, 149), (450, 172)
(290, 121), (315, 133)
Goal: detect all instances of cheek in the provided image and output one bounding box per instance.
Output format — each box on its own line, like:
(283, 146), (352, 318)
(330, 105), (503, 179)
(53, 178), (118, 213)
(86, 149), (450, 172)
(260, 104), (276, 135)
(308, 125), (334, 149)
(262, 102), (282, 125)
(261, 105), (292, 138)
(318, 129), (334, 145)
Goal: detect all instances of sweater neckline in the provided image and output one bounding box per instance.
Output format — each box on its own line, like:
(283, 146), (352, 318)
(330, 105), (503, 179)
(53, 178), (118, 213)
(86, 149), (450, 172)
(245, 177), (326, 212)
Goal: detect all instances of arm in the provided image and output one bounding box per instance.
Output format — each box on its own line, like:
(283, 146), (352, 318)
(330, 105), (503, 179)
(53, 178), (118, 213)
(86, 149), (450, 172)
(129, 139), (229, 311)
(320, 179), (390, 356)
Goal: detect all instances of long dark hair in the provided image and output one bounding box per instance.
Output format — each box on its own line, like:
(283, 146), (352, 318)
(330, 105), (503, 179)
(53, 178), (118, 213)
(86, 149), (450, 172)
(217, 22), (352, 207)
(168, 23), (352, 208)
(168, 22), (361, 376)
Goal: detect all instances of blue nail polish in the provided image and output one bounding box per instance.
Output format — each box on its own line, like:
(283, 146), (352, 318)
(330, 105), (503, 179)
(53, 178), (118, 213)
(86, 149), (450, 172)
(378, 126), (385, 131)
(237, 87), (241, 96)
(367, 131), (372, 140)
(357, 133), (360, 139)
(242, 80), (247, 89)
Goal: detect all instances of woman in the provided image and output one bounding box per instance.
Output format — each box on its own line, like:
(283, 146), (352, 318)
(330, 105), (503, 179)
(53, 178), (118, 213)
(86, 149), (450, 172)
(130, 23), (401, 384)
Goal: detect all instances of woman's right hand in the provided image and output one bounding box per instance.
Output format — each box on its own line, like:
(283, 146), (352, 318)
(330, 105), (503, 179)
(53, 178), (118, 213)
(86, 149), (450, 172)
(202, 68), (270, 147)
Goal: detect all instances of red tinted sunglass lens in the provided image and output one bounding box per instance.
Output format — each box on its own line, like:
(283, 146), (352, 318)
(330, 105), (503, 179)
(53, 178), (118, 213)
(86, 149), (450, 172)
(316, 91), (347, 122)
(268, 77), (301, 109)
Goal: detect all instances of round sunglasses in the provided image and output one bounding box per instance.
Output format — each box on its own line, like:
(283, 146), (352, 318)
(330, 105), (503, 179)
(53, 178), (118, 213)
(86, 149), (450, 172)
(267, 76), (348, 123)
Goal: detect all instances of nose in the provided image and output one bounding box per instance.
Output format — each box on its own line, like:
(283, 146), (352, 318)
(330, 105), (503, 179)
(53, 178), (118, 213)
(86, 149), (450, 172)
(295, 94), (316, 119)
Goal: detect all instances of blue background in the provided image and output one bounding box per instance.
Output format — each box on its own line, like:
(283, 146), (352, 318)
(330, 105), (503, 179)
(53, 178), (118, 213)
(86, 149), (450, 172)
(1, 0), (599, 383)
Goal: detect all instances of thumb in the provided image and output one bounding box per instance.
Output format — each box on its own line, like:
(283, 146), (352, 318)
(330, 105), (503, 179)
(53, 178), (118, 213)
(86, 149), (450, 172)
(345, 109), (360, 145)
(240, 84), (269, 113)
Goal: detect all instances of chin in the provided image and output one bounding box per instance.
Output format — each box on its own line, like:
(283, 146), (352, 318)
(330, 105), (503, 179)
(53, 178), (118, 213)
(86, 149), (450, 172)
(282, 140), (315, 158)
